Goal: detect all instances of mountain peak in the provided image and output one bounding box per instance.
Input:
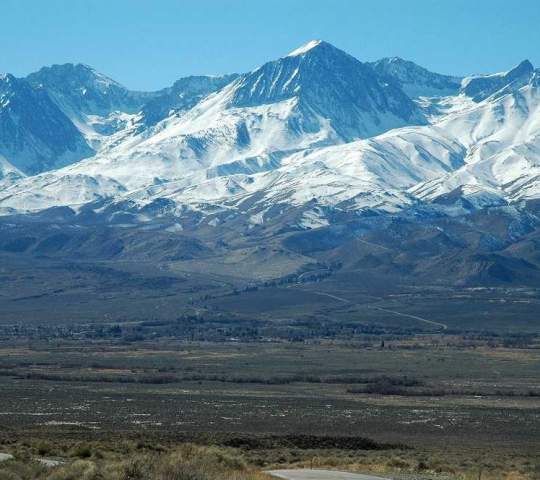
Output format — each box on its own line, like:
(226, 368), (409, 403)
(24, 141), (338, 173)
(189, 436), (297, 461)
(462, 59), (535, 101)
(29, 63), (121, 89)
(382, 56), (407, 64)
(0, 70), (92, 175)
(369, 57), (462, 98)
(140, 73), (239, 127)
(0, 73), (16, 84)
(50, 62), (96, 72)
(286, 40), (326, 57)
(26, 62), (149, 118)
(228, 40), (422, 140)
(510, 59), (534, 76)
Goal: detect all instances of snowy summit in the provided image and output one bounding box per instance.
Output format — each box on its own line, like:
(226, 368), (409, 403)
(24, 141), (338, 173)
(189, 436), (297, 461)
(286, 39), (324, 57)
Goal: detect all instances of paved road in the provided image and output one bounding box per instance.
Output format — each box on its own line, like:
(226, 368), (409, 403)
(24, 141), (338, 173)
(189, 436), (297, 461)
(268, 469), (391, 480)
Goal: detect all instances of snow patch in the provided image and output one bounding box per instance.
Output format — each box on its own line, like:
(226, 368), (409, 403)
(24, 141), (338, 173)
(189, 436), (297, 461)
(287, 40), (323, 57)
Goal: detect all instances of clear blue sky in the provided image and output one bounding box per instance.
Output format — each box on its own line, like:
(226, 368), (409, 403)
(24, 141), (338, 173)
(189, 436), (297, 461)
(2, 0), (540, 91)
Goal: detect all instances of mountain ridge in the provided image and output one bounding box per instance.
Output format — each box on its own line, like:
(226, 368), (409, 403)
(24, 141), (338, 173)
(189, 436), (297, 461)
(0, 41), (539, 231)
(369, 56), (463, 98)
(2, 42), (540, 291)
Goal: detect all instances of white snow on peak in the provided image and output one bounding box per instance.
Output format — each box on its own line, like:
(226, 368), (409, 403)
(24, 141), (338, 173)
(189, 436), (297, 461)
(3, 45), (540, 219)
(287, 40), (323, 57)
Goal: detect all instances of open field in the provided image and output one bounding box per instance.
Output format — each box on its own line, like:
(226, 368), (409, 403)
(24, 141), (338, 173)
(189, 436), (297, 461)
(0, 337), (539, 479)
(1, 254), (539, 479)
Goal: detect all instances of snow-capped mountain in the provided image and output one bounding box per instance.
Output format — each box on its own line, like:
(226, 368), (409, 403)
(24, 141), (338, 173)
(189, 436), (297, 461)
(0, 155), (24, 184)
(413, 65), (540, 206)
(27, 63), (151, 117)
(0, 64), (242, 182)
(0, 40), (428, 212)
(139, 74), (239, 127)
(0, 73), (93, 175)
(26, 63), (157, 149)
(229, 40), (424, 140)
(461, 59), (535, 101)
(1, 40), (540, 233)
(369, 57), (462, 98)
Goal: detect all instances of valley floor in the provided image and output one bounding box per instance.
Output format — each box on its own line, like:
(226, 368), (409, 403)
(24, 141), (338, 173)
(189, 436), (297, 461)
(0, 337), (539, 479)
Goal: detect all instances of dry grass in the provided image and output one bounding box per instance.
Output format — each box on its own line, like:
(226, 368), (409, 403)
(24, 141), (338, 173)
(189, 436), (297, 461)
(0, 444), (270, 480)
(250, 447), (540, 480)
(303, 452), (540, 480)
(1, 439), (539, 480)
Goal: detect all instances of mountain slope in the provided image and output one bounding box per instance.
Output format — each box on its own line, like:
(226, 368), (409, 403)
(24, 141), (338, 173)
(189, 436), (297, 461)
(369, 57), (462, 98)
(2, 43), (540, 292)
(1, 44), (540, 233)
(230, 40), (424, 139)
(25, 65), (239, 157)
(139, 74), (239, 127)
(0, 74), (93, 175)
(27, 63), (151, 117)
(413, 67), (540, 205)
(83, 59), (540, 220)
(461, 60), (535, 101)
(26, 63), (156, 149)
(0, 40), (427, 210)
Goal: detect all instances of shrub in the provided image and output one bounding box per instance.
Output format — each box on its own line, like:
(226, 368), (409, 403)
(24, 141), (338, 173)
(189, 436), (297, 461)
(47, 460), (99, 480)
(71, 445), (92, 459)
(0, 460), (46, 480)
(0, 470), (22, 480)
(36, 442), (52, 456)
(156, 461), (209, 480)
(116, 456), (155, 480)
